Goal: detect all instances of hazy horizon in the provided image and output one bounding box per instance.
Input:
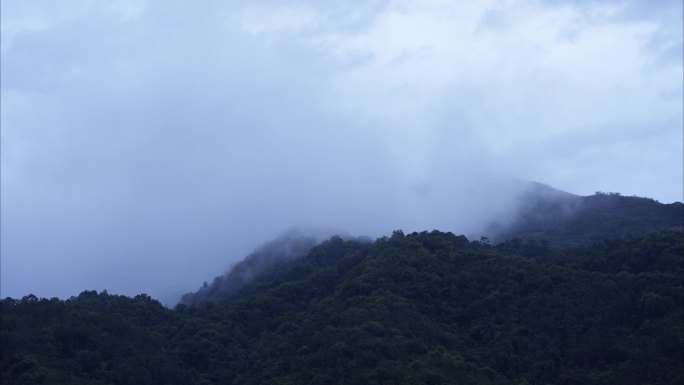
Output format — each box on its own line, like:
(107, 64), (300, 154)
(2, 0), (682, 303)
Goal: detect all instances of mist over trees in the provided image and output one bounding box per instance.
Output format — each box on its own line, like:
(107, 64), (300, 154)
(486, 183), (684, 246)
(2, 2), (682, 384)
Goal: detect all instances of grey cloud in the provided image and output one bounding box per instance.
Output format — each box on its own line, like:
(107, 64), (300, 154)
(1, 0), (681, 303)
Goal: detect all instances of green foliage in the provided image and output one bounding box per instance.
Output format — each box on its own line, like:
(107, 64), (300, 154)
(2, 230), (683, 384)
(1, 291), (193, 385)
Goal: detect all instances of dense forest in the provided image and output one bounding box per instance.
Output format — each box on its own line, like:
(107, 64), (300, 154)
(2, 228), (683, 384)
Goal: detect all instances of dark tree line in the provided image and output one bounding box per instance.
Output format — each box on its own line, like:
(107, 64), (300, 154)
(2, 230), (683, 385)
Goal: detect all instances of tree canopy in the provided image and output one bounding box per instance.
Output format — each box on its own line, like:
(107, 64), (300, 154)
(2, 230), (683, 384)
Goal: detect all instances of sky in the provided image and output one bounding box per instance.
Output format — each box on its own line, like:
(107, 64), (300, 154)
(1, 0), (682, 303)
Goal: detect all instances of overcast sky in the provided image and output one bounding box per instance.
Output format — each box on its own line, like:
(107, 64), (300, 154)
(2, 0), (682, 303)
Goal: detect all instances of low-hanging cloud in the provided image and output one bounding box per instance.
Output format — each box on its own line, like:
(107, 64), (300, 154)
(1, 0), (681, 303)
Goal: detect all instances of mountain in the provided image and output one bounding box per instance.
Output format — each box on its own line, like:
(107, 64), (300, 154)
(181, 183), (683, 308)
(3, 229), (683, 385)
(486, 183), (684, 246)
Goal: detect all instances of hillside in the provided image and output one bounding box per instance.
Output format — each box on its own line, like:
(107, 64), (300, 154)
(486, 183), (684, 246)
(180, 232), (321, 306)
(180, 231), (372, 306)
(3, 229), (683, 385)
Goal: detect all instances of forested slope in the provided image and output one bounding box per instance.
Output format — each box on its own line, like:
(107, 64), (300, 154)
(180, 232), (322, 306)
(2, 230), (683, 385)
(488, 184), (684, 246)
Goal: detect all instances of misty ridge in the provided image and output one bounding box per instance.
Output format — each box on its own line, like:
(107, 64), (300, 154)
(181, 229), (372, 306)
(178, 178), (532, 306)
(181, 181), (683, 306)
(153, 175), (684, 307)
(486, 182), (684, 245)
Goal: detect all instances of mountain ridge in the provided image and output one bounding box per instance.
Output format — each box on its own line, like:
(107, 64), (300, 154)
(182, 183), (683, 306)
(485, 182), (683, 246)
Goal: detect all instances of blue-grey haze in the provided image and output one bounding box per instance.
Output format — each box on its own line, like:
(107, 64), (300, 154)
(1, 0), (682, 303)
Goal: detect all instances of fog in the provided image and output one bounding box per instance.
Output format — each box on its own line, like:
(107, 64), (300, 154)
(1, 0), (682, 303)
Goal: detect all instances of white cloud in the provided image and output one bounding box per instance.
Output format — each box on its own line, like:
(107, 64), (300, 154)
(307, 0), (682, 194)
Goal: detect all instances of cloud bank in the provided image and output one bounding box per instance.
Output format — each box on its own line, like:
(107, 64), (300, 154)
(1, 0), (681, 302)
